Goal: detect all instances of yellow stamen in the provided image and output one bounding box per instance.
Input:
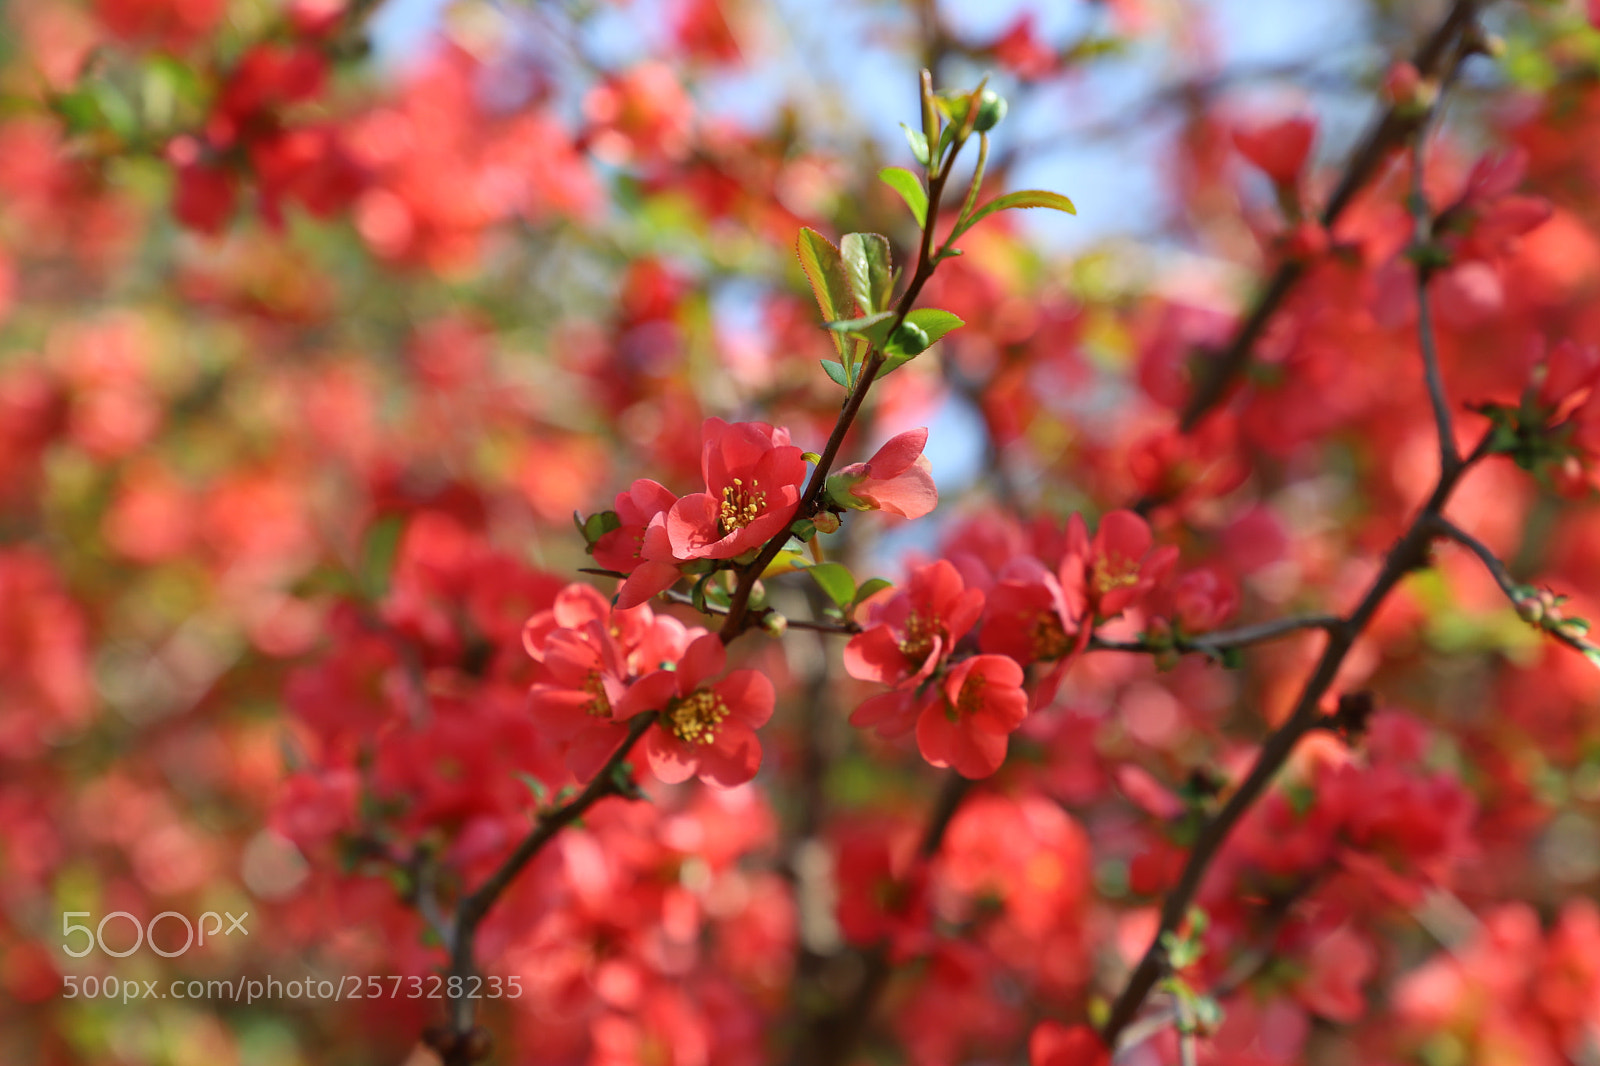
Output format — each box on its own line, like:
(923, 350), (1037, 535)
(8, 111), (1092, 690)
(899, 610), (946, 664)
(583, 672), (612, 718)
(718, 477), (767, 535)
(1032, 611), (1071, 660)
(666, 689), (729, 745)
(1091, 554), (1142, 596)
(955, 671), (987, 717)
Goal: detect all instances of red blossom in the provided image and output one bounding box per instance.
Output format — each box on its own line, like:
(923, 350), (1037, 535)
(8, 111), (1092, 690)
(832, 426), (938, 519)
(593, 479), (684, 608)
(616, 634), (775, 787)
(915, 654), (1029, 779)
(666, 418), (806, 560)
(1232, 115), (1317, 186)
(1029, 1021), (1110, 1066)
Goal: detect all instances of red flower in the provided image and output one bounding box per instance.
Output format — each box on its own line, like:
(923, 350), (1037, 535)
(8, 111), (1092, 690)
(666, 418), (806, 560)
(1536, 339), (1600, 417)
(830, 427), (938, 519)
(1062, 509), (1177, 623)
(845, 560), (985, 738)
(1232, 115), (1316, 186)
(915, 654), (1028, 779)
(616, 634), (775, 787)
(1029, 1021), (1109, 1066)
(593, 478), (684, 608)
(525, 583), (697, 779)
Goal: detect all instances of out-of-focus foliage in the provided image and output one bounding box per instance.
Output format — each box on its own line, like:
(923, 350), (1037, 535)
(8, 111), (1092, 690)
(7, 1), (1600, 1064)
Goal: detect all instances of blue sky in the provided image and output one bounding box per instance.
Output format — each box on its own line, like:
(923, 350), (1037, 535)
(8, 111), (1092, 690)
(365, 0), (1374, 498)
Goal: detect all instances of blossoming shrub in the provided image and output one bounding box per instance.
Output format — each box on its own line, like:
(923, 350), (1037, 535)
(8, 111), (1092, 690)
(7, 1), (1600, 1065)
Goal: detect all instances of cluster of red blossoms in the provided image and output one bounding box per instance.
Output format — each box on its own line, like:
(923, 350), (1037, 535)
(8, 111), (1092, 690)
(593, 417), (936, 608)
(845, 509), (1232, 779)
(525, 585), (774, 788)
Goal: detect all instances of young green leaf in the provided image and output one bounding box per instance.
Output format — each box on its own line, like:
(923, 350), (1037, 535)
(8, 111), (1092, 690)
(952, 189), (1077, 242)
(796, 228), (854, 359)
(903, 308), (964, 345)
(852, 577), (893, 607)
(820, 359), (850, 388)
(824, 310), (898, 348)
(840, 232), (893, 316)
(879, 167), (927, 227)
(899, 123), (930, 167)
(806, 562), (857, 608)
(358, 515), (405, 600)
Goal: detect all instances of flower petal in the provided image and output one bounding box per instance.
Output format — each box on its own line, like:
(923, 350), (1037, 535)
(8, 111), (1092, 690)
(697, 721), (762, 787)
(644, 725), (699, 784)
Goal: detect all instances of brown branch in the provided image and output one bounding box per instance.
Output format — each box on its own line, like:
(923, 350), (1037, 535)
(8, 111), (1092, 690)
(661, 587), (861, 635)
(1431, 516), (1600, 661)
(1177, 0), (1487, 433)
(719, 70), (983, 641)
(786, 773), (974, 1066)
(1088, 614), (1339, 656)
(436, 712), (656, 1064)
(1102, 431), (1488, 1048)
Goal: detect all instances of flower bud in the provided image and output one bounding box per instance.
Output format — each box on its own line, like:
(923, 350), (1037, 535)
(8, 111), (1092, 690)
(974, 89), (1008, 132)
(887, 321), (930, 356)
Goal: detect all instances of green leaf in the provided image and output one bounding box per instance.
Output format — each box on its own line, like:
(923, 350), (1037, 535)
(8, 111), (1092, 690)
(852, 578), (893, 606)
(899, 123), (930, 166)
(840, 232), (893, 316)
(903, 308), (964, 345)
(953, 189), (1077, 241)
(796, 228), (854, 360)
(359, 515), (405, 601)
(878, 167), (927, 227)
(50, 88), (106, 135)
(690, 572), (716, 614)
(581, 509), (621, 547)
(824, 310), (898, 348)
(820, 359), (850, 388)
(806, 562), (856, 607)
(91, 83), (139, 140)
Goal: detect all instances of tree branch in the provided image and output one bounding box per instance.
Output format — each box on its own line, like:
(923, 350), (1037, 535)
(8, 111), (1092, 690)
(436, 712), (656, 1063)
(1088, 614), (1340, 656)
(1431, 516), (1600, 661)
(719, 70), (977, 641)
(1178, 0), (1486, 433)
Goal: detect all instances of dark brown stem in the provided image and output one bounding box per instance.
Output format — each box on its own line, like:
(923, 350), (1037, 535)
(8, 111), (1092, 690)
(786, 773), (973, 1066)
(1101, 431), (1487, 1048)
(440, 713), (655, 1061)
(1178, 0), (1485, 433)
(719, 70), (971, 642)
(1088, 614), (1339, 656)
(1432, 516), (1600, 661)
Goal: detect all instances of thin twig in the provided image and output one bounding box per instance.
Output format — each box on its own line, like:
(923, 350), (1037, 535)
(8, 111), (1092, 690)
(439, 713), (655, 1062)
(661, 588), (861, 635)
(719, 70), (978, 641)
(1178, 0), (1486, 433)
(1088, 614), (1340, 656)
(1431, 516), (1600, 661)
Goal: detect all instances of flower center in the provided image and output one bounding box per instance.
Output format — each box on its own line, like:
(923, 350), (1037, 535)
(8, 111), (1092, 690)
(899, 610), (946, 665)
(719, 477), (767, 535)
(583, 671), (612, 718)
(666, 688), (729, 745)
(1032, 611), (1071, 660)
(954, 671), (987, 718)
(1091, 554), (1142, 597)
